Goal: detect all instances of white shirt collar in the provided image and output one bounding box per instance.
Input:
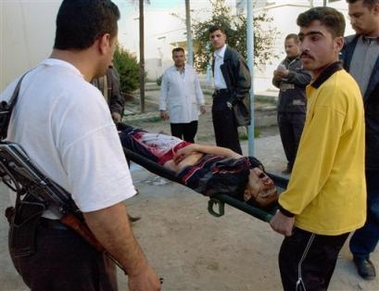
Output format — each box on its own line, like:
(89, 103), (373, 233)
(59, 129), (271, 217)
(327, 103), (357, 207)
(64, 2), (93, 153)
(214, 44), (227, 58)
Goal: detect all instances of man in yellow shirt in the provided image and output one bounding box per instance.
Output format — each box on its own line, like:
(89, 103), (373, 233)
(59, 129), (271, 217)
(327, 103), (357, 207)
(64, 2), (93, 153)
(270, 7), (366, 291)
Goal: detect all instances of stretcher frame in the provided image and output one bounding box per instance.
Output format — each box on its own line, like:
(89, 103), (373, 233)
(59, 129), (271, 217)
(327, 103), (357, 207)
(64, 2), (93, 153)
(123, 147), (289, 223)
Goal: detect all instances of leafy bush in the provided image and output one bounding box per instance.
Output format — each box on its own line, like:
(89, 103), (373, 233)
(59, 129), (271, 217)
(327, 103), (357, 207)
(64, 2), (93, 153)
(190, 0), (280, 72)
(113, 44), (139, 93)
(156, 75), (163, 86)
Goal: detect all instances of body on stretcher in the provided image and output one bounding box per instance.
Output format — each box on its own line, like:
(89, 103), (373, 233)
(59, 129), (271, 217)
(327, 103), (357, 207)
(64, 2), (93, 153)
(123, 147), (289, 223)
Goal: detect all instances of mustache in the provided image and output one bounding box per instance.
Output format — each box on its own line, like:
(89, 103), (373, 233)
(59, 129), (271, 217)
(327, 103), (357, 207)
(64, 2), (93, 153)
(300, 50), (313, 59)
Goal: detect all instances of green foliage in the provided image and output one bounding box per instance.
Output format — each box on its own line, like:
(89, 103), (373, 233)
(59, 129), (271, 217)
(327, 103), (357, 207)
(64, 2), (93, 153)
(156, 74), (163, 86)
(191, 0), (280, 72)
(113, 44), (139, 93)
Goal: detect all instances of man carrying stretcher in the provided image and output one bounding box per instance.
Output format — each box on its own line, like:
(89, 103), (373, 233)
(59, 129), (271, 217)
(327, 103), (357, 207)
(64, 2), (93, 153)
(118, 124), (278, 209)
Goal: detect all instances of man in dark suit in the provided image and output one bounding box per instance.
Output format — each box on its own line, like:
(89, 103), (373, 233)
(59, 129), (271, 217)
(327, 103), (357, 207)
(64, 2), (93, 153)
(341, 0), (379, 280)
(209, 25), (251, 154)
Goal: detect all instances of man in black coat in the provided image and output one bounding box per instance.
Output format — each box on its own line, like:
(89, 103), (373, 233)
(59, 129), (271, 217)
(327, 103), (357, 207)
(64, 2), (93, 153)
(340, 0), (379, 281)
(209, 25), (251, 155)
(272, 34), (312, 174)
(92, 63), (125, 123)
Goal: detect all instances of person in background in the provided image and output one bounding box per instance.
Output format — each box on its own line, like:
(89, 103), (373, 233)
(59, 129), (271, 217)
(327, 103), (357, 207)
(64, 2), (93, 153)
(341, 0), (379, 280)
(270, 7), (366, 290)
(159, 47), (205, 143)
(92, 64), (141, 223)
(92, 62), (125, 123)
(0, 0), (160, 290)
(209, 25), (251, 155)
(272, 33), (312, 175)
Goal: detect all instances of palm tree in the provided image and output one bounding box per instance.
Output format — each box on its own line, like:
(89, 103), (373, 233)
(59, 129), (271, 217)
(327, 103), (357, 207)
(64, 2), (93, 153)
(128, 0), (151, 113)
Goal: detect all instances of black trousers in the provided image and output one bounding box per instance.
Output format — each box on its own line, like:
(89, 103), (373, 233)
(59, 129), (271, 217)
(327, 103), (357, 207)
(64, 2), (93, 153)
(349, 169), (379, 260)
(212, 92), (242, 154)
(279, 228), (349, 291)
(11, 221), (118, 291)
(277, 112), (305, 170)
(170, 120), (198, 143)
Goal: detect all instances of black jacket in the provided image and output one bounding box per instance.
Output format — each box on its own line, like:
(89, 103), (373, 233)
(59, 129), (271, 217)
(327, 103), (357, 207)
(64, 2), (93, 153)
(213, 46), (251, 103)
(272, 57), (311, 114)
(91, 66), (125, 117)
(341, 35), (379, 170)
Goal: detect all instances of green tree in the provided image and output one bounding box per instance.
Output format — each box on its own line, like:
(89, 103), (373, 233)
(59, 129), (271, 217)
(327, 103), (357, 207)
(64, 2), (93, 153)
(191, 0), (280, 72)
(113, 44), (139, 93)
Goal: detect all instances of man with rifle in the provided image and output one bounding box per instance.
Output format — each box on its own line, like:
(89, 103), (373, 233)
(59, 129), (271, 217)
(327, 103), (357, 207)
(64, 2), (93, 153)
(0, 0), (161, 290)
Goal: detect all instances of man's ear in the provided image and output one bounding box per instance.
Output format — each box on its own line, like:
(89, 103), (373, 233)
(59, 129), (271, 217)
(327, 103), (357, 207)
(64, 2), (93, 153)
(98, 33), (111, 55)
(335, 36), (344, 52)
(373, 3), (379, 15)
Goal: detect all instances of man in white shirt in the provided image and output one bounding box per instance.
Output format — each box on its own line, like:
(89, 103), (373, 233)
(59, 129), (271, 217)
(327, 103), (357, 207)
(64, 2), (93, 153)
(159, 47), (205, 143)
(0, 1), (160, 290)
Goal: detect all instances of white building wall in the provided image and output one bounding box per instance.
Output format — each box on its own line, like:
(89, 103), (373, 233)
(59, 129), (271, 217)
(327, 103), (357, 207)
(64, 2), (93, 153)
(0, 0), (356, 92)
(0, 1), (60, 90)
(252, 0), (354, 92)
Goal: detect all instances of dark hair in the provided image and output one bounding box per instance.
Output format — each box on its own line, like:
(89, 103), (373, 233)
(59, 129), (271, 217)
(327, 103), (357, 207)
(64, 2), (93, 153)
(297, 7), (345, 38)
(172, 47), (185, 55)
(285, 33), (300, 44)
(54, 0), (120, 50)
(209, 25), (226, 35)
(346, 0), (379, 8)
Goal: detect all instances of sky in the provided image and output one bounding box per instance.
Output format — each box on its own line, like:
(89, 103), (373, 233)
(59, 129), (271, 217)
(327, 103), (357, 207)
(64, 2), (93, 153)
(116, 0), (185, 17)
(115, 0), (212, 59)
(143, 0), (183, 9)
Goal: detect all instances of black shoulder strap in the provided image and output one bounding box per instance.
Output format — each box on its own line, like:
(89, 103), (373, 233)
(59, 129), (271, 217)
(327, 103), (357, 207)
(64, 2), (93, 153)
(0, 72), (29, 140)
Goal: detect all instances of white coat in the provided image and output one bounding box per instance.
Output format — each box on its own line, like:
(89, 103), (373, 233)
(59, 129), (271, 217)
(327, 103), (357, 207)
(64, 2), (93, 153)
(159, 65), (204, 123)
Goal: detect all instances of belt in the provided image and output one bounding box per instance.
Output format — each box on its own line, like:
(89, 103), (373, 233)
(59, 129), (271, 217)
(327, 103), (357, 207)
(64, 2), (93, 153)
(214, 89), (230, 95)
(39, 217), (69, 230)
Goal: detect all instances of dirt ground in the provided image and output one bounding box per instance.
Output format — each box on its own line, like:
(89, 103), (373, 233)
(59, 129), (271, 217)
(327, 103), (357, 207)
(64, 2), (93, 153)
(118, 111), (378, 291)
(0, 106), (378, 291)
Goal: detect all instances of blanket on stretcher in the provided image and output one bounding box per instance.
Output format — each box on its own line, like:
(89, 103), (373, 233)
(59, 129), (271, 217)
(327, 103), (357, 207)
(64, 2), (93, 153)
(123, 147), (289, 222)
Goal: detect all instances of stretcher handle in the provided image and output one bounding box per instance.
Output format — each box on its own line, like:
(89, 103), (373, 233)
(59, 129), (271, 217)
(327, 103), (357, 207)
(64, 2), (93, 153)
(207, 198), (225, 217)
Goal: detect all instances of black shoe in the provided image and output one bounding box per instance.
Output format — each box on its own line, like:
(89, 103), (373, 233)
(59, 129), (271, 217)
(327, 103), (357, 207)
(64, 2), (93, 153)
(354, 257), (376, 280)
(128, 214), (141, 223)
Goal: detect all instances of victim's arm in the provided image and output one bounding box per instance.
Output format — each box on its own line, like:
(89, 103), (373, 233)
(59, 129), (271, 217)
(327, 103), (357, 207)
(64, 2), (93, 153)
(173, 143), (242, 163)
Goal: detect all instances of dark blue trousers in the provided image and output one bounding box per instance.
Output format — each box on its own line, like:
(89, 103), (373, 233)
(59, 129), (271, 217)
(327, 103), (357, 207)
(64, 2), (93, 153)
(212, 92), (242, 154)
(277, 112), (305, 170)
(11, 222), (117, 291)
(170, 120), (198, 143)
(350, 170), (379, 260)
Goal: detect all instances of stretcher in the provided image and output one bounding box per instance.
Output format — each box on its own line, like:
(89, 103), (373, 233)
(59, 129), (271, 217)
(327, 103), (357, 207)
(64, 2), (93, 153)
(123, 147), (289, 223)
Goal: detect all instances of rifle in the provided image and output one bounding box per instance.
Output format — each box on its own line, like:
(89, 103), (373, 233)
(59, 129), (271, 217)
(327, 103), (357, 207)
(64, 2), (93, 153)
(0, 73), (166, 284)
(0, 141), (126, 273)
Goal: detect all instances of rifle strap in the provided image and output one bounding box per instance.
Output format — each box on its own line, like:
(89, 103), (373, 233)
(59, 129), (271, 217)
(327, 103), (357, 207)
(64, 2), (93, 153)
(0, 72), (29, 206)
(0, 71), (29, 140)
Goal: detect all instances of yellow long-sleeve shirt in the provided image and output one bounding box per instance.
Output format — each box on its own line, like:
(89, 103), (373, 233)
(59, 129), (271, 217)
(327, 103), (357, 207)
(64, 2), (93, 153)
(279, 63), (366, 235)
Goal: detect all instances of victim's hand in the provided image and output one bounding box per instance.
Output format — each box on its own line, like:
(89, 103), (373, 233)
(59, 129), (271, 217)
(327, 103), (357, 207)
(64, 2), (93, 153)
(173, 144), (199, 164)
